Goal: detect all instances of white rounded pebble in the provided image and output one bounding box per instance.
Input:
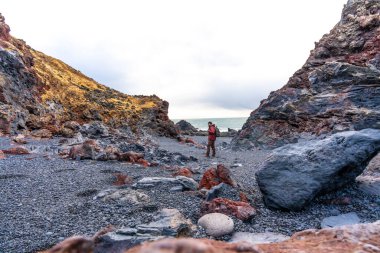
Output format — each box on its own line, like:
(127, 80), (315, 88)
(198, 213), (234, 237)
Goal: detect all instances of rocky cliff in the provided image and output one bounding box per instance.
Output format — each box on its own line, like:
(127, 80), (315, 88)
(232, 0), (380, 149)
(0, 14), (177, 137)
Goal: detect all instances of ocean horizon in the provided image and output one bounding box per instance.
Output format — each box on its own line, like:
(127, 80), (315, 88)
(172, 117), (248, 132)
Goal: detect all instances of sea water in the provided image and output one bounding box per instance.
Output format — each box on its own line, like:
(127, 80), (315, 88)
(172, 117), (248, 132)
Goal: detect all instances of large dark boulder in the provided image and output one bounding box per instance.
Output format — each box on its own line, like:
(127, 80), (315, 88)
(256, 129), (380, 211)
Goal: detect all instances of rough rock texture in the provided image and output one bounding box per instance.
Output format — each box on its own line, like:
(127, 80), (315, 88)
(2, 146), (30, 155)
(256, 129), (380, 210)
(201, 198), (257, 221)
(205, 183), (242, 202)
(230, 232), (290, 244)
(233, 0), (380, 149)
(198, 213), (234, 237)
(175, 120), (197, 135)
(172, 167), (193, 178)
(133, 176), (198, 191)
(198, 164), (236, 190)
(0, 14), (177, 137)
(124, 221), (380, 253)
(94, 189), (150, 205)
(321, 212), (361, 228)
(95, 209), (195, 253)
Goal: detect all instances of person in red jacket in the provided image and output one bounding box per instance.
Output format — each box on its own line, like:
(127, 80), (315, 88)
(206, 121), (216, 157)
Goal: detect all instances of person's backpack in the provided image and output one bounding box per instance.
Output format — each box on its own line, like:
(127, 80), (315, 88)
(215, 126), (221, 137)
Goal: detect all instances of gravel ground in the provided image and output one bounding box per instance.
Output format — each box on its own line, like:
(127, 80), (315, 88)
(1, 136), (379, 252)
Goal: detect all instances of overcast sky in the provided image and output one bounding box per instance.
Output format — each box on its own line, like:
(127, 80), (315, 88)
(2, 0), (347, 119)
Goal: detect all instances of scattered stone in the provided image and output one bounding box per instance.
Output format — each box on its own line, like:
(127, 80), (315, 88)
(12, 134), (27, 144)
(321, 212), (361, 229)
(329, 197), (352, 206)
(0, 150), (5, 159)
(113, 173), (133, 186)
(80, 121), (109, 138)
(95, 145), (121, 161)
(68, 139), (101, 160)
(356, 176), (380, 196)
(59, 127), (75, 138)
(201, 198), (256, 221)
(31, 129), (53, 138)
(124, 221), (380, 253)
(172, 167), (193, 178)
(205, 183), (241, 202)
(76, 189), (99, 197)
(2, 146), (30, 155)
(133, 176), (198, 191)
(256, 129), (380, 211)
(199, 164), (236, 190)
(198, 213), (234, 237)
(63, 121), (81, 131)
(96, 209), (195, 252)
(94, 189), (150, 205)
(230, 232), (290, 244)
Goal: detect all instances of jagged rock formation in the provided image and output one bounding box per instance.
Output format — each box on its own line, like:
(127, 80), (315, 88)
(232, 0), (380, 149)
(0, 14), (177, 137)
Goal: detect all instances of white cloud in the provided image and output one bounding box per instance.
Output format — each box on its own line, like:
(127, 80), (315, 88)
(1, 0), (348, 118)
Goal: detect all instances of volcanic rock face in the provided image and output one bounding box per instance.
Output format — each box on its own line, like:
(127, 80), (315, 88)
(232, 0), (380, 149)
(0, 14), (176, 137)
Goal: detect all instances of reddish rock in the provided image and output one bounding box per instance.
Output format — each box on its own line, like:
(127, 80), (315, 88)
(201, 198), (256, 221)
(40, 236), (94, 253)
(118, 151), (144, 163)
(185, 138), (196, 144)
(2, 146), (30, 155)
(327, 197), (352, 206)
(199, 164), (235, 190)
(173, 167), (193, 178)
(0, 150), (5, 159)
(113, 173), (133, 186)
(68, 139), (101, 160)
(239, 192), (249, 203)
(137, 158), (150, 167)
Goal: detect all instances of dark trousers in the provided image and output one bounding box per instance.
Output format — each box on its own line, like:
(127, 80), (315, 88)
(206, 140), (216, 157)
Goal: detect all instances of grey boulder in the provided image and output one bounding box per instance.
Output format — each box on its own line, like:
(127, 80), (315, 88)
(205, 183), (241, 202)
(133, 176), (198, 191)
(256, 129), (380, 211)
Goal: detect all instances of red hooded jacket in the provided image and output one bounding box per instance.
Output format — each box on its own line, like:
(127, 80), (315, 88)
(208, 125), (216, 141)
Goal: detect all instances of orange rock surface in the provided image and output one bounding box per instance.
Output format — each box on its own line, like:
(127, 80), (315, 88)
(199, 164), (235, 190)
